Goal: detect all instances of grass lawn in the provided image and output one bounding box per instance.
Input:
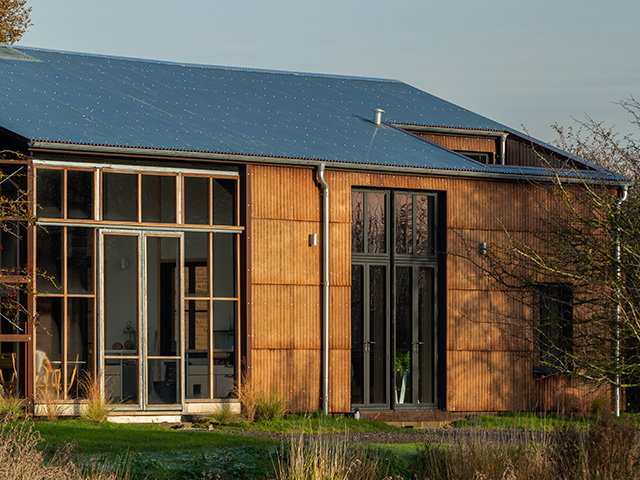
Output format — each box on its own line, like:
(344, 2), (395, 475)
(449, 411), (640, 431)
(33, 419), (272, 454)
(28, 412), (638, 479)
(33, 420), (277, 479)
(200, 412), (404, 433)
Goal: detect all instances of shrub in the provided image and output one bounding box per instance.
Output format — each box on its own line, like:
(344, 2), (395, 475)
(256, 390), (288, 421)
(209, 400), (235, 425)
(0, 392), (24, 421)
(589, 394), (610, 416)
(549, 410), (640, 480)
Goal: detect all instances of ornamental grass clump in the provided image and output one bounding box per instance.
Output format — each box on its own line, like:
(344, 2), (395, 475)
(273, 429), (389, 480)
(79, 371), (116, 423)
(0, 392), (24, 422)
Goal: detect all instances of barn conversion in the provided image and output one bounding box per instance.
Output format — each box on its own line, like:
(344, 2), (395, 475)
(0, 46), (626, 418)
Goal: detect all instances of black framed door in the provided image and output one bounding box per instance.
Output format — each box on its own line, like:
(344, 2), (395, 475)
(351, 263), (390, 407)
(351, 189), (441, 411)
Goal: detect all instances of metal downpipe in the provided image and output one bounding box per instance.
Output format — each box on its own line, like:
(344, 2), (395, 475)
(615, 184), (628, 417)
(317, 163), (330, 415)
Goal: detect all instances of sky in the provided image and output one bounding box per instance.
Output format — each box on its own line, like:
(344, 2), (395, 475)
(17, 0), (640, 145)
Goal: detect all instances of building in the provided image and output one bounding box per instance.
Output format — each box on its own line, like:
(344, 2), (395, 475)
(0, 46), (626, 418)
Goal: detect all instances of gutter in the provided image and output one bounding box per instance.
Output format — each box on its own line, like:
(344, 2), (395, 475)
(28, 142), (629, 186)
(317, 163), (330, 415)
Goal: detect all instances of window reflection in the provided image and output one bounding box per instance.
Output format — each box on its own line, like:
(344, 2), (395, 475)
(367, 193), (386, 254)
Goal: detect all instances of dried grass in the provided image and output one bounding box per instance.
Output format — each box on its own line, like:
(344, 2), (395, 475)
(36, 385), (63, 421)
(273, 430), (389, 480)
(0, 422), (129, 479)
(78, 370), (116, 423)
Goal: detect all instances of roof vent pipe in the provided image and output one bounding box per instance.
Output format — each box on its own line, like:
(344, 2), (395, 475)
(373, 108), (385, 126)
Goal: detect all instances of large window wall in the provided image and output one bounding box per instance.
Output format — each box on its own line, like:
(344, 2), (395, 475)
(34, 162), (241, 406)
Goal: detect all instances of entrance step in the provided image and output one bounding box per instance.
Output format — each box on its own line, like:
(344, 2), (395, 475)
(359, 411), (469, 428)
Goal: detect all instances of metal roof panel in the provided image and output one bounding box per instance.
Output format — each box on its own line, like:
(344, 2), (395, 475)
(0, 46), (626, 181)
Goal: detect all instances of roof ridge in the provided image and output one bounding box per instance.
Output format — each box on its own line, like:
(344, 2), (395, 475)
(12, 45), (402, 84)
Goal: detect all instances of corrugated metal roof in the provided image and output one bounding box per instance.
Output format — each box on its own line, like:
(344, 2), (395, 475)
(0, 46), (626, 181)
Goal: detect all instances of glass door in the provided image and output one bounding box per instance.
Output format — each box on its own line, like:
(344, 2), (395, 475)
(145, 235), (182, 408)
(395, 266), (435, 407)
(100, 231), (183, 410)
(351, 263), (390, 408)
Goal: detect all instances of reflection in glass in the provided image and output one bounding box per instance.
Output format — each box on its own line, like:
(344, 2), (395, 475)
(212, 301), (235, 398)
(212, 178), (235, 225)
(103, 172), (138, 222)
(395, 267), (412, 404)
(146, 237), (180, 357)
(35, 298), (63, 387)
(418, 268), (434, 404)
(142, 175), (176, 223)
(350, 265), (364, 405)
(369, 266), (386, 404)
(36, 169), (62, 218)
(67, 228), (94, 294)
(185, 300), (209, 399)
(0, 289), (27, 335)
(105, 358), (138, 404)
(184, 177), (209, 225)
(0, 222), (25, 270)
(367, 193), (386, 254)
(67, 170), (94, 219)
(396, 194), (413, 255)
(36, 226), (62, 294)
(213, 301), (234, 350)
(416, 195), (431, 255)
(104, 235), (138, 353)
(185, 233), (209, 297)
(213, 233), (235, 298)
(67, 298), (94, 398)
(148, 359), (179, 405)
(351, 192), (364, 253)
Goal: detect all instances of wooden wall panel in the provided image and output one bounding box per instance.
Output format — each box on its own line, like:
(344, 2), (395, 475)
(329, 349), (351, 413)
(329, 286), (350, 350)
(413, 133), (497, 157)
(251, 219), (320, 285)
(249, 163), (594, 413)
(447, 289), (531, 352)
(252, 285), (321, 350)
(250, 165), (320, 221)
(250, 348), (321, 412)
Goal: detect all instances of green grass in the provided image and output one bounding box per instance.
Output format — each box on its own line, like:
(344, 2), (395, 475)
(33, 419), (272, 454)
(449, 411), (640, 431)
(202, 412), (404, 433)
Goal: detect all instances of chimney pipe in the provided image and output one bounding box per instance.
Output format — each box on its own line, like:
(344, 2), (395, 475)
(373, 108), (384, 126)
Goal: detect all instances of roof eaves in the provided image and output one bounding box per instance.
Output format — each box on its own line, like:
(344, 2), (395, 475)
(28, 140), (629, 185)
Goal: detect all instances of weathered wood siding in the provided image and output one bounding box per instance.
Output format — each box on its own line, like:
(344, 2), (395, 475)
(249, 164), (602, 413)
(412, 133), (497, 162)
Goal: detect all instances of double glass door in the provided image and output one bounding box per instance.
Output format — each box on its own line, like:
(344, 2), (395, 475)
(351, 189), (439, 410)
(101, 231), (182, 409)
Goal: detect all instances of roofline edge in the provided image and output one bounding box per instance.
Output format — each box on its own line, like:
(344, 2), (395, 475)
(28, 141), (629, 186)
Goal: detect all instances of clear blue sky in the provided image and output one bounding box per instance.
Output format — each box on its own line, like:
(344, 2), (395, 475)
(19, 0), (640, 144)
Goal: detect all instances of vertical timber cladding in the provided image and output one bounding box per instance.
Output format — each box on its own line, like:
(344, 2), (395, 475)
(250, 165), (325, 412)
(249, 165), (597, 413)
